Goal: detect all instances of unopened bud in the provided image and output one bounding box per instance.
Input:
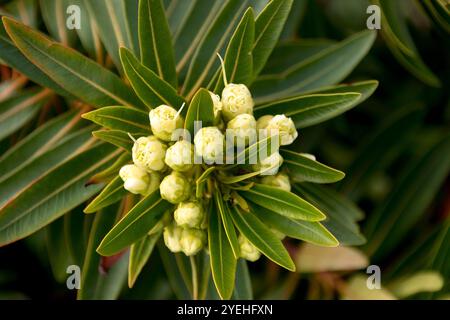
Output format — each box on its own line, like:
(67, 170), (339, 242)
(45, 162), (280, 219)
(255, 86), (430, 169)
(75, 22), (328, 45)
(174, 201), (204, 228)
(165, 140), (194, 172)
(194, 127), (225, 164)
(149, 105), (184, 141)
(221, 84), (254, 121)
(261, 172), (291, 192)
(239, 234), (261, 262)
(266, 115), (298, 146)
(160, 172), (191, 204)
(163, 223), (183, 253)
(180, 228), (206, 256)
(132, 136), (167, 172)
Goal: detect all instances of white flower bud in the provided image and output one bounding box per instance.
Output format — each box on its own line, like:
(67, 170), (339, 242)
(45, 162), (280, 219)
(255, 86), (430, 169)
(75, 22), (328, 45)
(119, 164), (150, 195)
(174, 202), (204, 228)
(180, 228), (206, 256)
(165, 140), (194, 172)
(132, 136), (167, 172)
(221, 84), (254, 121)
(238, 234), (261, 262)
(227, 114), (257, 146)
(266, 115), (298, 146)
(194, 127), (224, 164)
(256, 115), (273, 130)
(261, 172), (291, 192)
(149, 105), (184, 141)
(253, 152), (283, 175)
(160, 172), (191, 204)
(163, 223), (183, 253)
(209, 91), (223, 123)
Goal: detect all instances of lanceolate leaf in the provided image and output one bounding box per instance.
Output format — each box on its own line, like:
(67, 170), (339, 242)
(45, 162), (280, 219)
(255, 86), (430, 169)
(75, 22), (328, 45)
(0, 89), (51, 140)
(3, 17), (144, 109)
(93, 130), (134, 153)
(280, 149), (345, 183)
(251, 30), (376, 103)
(139, 0), (177, 87)
(0, 143), (119, 247)
(252, 204), (338, 247)
(97, 191), (172, 256)
(84, 175), (127, 214)
(240, 184), (326, 221)
(82, 106), (151, 134)
(209, 201), (237, 300)
(254, 93), (361, 128)
(214, 192), (240, 258)
(252, 0), (293, 77)
(232, 259), (253, 299)
(184, 88), (214, 135)
(311, 80), (379, 103)
(230, 206), (295, 271)
(39, 0), (78, 46)
(128, 229), (162, 288)
(120, 47), (184, 109)
(182, 0), (249, 98)
(213, 7), (255, 92)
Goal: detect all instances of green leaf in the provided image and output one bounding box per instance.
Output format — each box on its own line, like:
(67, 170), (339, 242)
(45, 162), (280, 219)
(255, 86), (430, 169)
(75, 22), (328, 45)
(181, 0), (249, 98)
(120, 47), (184, 109)
(0, 143), (118, 246)
(294, 184), (366, 246)
(128, 229), (162, 288)
(0, 18), (72, 98)
(251, 203), (338, 247)
(39, 0), (78, 46)
(82, 106), (150, 134)
(251, 30), (376, 103)
(3, 17), (144, 109)
(78, 204), (128, 300)
(93, 130), (134, 153)
(311, 80), (379, 103)
(46, 217), (74, 282)
(84, 175), (127, 214)
(97, 190), (172, 256)
(254, 93), (361, 128)
(374, 0), (440, 87)
(64, 209), (88, 267)
(365, 134), (450, 261)
(230, 205), (295, 271)
(214, 191), (240, 258)
(339, 106), (424, 199)
(228, 135), (276, 167)
(280, 149), (345, 183)
(209, 200), (237, 300)
(420, 0), (450, 34)
(241, 184), (326, 221)
(213, 7), (255, 92)
(0, 89), (50, 140)
(232, 259), (253, 299)
(139, 0), (177, 87)
(4, 0), (39, 28)
(252, 0), (293, 77)
(184, 88), (215, 135)
(86, 0), (138, 71)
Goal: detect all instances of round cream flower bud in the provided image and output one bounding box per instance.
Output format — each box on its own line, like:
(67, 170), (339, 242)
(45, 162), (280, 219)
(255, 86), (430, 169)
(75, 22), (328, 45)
(194, 127), (224, 164)
(163, 223), (183, 253)
(165, 140), (194, 172)
(119, 164), (150, 195)
(221, 84), (254, 121)
(174, 202), (204, 228)
(180, 228), (206, 256)
(266, 115), (298, 146)
(261, 172), (291, 192)
(256, 115), (274, 130)
(209, 91), (223, 123)
(132, 136), (167, 172)
(238, 234), (261, 262)
(253, 152), (283, 175)
(149, 105), (184, 141)
(160, 172), (191, 204)
(227, 114), (257, 146)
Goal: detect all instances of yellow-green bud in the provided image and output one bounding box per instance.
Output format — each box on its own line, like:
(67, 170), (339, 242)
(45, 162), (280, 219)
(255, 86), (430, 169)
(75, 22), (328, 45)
(165, 140), (194, 172)
(149, 105), (184, 141)
(253, 152), (283, 175)
(194, 127), (224, 164)
(163, 223), (183, 253)
(266, 115), (298, 146)
(227, 114), (257, 145)
(239, 234), (261, 262)
(119, 164), (150, 195)
(256, 115), (273, 130)
(174, 202), (204, 228)
(261, 172), (291, 192)
(132, 136), (167, 172)
(221, 84), (254, 121)
(160, 172), (191, 204)
(209, 91), (223, 124)
(180, 228), (206, 256)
